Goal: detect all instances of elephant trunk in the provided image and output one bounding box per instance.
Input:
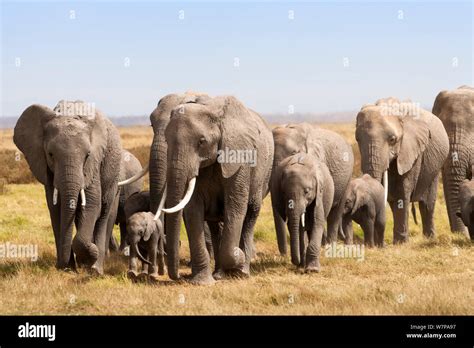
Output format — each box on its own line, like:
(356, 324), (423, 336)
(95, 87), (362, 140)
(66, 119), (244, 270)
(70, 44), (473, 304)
(57, 162), (98, 269)
(131, 242), (151, 265)
(149, 132), (168, 214)
(443, 156), (467, 233)
(164, 160), (188, 280)
(58, 188), (77, 269)
(287, 210), (302, 266)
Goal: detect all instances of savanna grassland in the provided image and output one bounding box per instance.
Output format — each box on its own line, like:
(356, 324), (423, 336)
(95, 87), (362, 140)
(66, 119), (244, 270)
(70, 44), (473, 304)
(0, 124), (473, 315)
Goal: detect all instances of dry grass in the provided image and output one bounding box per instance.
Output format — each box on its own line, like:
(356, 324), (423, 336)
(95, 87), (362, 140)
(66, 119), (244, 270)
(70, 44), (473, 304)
(0, 124), (473, 315)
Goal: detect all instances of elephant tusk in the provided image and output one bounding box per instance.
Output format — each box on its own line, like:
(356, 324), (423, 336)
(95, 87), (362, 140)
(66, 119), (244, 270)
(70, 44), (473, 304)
(162, 177), (196, 214)
(153, 185), (168, 221)
(118, 163), (149, 186)
(53, 187), (58, 205)
(80, 188), (86, 207)
(383, 170), (388, 206)
(301, 212), (305, 228)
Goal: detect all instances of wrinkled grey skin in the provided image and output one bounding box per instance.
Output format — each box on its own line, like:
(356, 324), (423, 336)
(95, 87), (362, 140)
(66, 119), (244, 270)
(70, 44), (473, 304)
(149, 92), (209, 215)
(271, 123), (354, 255)
(432, 86), (474, 236)
(126, 212), (165, 282)
(356, 98), (449, 243)
(457, 177), (474, 240)
(13, 101), (122, 274)
(109, 150), (144, 252)
(164, 95), (274, 284)
(341, 174), (386, 247)
(274, 153), (334, 272)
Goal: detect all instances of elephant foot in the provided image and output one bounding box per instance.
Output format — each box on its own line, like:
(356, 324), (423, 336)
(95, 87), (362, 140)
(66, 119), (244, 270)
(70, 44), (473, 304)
(227, 268), (250, 279)
(158, 265), (166, 276)
(127, 270), (139, 281)
(304, 260), (320, 273)
(90, 263), (104, 276)
(148, 273), (160, 282)
(213, 269), (225, 280)
(189, 270), (215, 285)
(137, 272), (149, 282)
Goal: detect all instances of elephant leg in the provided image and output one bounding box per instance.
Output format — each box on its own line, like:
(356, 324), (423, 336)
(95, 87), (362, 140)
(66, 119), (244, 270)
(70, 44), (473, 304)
(147, 236), (159, 281)
(119, 222), (128, 251)
(326, 206), (340, 243)
(183, 199), (215, 285)
(271, 196), (288, 256)
(127, 243), (139, 280)
(218, 172), (250, 272)
(208, 221), (222, 276)
(442, 156), (468, 233)
(204, 222), (214, 260)
(305, 220), (323, 273)
(389, 199), (410, 244)
(359, 217), (375, 248)
(74, 186), (101, 268)
(374, 211), (386, 247)
(91, 190), (120, 275)
(418, 176), (438, 239)
(238, 202), (261, 276)
(157, 237), (166, 276)
(342, 214), (354, 245)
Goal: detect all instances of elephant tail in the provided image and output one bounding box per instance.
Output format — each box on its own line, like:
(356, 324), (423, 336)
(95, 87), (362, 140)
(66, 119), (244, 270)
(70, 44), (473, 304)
(411, 202), (418, 225)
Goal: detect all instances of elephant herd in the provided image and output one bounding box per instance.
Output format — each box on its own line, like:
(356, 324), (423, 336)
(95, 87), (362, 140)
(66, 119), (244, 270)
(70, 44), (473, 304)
(13, 85), (474, 285)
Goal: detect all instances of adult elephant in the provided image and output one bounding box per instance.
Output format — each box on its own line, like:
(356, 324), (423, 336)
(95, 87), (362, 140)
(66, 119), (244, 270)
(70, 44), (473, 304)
(14, 100), (122, 274)
(355, 98), (449, 243)
(159, 95), (274, 284)
(271, 123), (354, 255)
(432, 85), (474, 235)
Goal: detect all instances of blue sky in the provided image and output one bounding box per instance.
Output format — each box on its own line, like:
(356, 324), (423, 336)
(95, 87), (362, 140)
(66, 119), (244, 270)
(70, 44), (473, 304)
(1, 0), (472, 117)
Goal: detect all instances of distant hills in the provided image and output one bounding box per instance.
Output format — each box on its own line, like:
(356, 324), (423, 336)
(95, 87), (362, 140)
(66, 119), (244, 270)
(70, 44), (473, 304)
(0, 111), (358, 129)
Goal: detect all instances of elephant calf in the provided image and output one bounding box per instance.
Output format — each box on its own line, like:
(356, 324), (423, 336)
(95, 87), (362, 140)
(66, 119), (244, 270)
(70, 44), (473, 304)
(456, 178), (474, 240)
(342, 174), (386, 247)
(274, 153), (334, 273)
(126, 211), (166, 282)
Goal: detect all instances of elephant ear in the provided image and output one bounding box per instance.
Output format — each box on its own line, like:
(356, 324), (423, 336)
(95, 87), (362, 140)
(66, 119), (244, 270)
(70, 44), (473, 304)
(13, 104), (56, 185)
(210, 96), (258, 179)
(143, 214), (156, 242)
(351, 189), (365, 215)
(397, 116), (430, 176)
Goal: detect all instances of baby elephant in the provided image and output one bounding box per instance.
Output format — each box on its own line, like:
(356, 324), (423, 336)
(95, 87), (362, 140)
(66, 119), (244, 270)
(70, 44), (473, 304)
(126, 212), (165, 281)
(275, 153), (334, 273)
(457, 179), (474, 240)
(342, 174), (386, 247)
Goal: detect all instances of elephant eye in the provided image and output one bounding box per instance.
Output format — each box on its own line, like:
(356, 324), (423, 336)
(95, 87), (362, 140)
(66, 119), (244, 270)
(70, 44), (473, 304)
(388, 135), (397, 145)
(198, 137), (207, 146)
(304, 187), (310, 194)
(48, 152), (53, 158)
(86, 151), (91, 158)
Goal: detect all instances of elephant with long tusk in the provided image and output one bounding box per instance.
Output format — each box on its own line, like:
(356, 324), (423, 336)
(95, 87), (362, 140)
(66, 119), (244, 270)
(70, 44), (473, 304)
(355, 97), (449, 243)
(13, 100), (123, 275)
(157, 95), (274, 284)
